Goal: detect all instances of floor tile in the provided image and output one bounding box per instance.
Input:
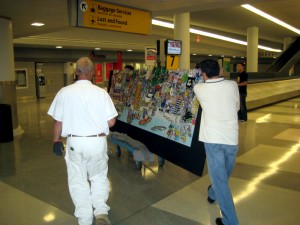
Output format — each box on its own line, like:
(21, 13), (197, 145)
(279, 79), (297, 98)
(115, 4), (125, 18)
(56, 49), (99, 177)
(248, 112), (300, 124)
(0, 181), (77, 225)
(273, 128), (300, 143)
(153, 176), (300, 225)
(236, 144), (300, 174)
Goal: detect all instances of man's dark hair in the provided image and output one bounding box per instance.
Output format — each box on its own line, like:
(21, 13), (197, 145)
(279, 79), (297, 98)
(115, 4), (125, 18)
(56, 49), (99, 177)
(125, 65), (134, 71)
(199, 59), (220, 78)
(236, 62), (246, 67)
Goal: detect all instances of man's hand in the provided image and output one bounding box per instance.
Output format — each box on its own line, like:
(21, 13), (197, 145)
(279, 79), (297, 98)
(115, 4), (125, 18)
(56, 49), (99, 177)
(53, 141), (64, 156)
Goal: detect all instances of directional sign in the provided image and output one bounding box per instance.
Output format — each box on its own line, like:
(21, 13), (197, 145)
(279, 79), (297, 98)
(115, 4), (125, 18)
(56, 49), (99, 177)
(80, 2), (88, 12)
(77, 0), (151, 35)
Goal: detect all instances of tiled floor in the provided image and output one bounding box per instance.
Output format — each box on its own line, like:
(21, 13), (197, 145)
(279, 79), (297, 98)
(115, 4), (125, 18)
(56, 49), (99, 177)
(1, 96), (300, 225)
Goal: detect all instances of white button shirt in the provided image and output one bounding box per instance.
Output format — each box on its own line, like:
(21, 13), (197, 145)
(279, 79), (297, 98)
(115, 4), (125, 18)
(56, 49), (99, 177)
(48, 80), (118, 137)
(194, 77), (240, 145)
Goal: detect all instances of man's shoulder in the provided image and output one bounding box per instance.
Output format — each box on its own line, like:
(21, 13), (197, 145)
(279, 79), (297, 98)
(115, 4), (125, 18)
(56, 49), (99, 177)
(193, 82), (205, 91)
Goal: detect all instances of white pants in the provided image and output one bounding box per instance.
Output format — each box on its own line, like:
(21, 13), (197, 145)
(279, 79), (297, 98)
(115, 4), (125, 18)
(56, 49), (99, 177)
(65, 136), (110, 225)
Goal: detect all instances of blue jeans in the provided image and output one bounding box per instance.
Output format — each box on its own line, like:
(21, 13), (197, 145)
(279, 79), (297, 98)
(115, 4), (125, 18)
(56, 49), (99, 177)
(205, 143), (239, 225)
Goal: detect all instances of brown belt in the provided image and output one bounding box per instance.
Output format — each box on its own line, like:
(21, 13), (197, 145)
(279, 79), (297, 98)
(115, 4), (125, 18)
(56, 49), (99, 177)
(67, 133), (106, 137)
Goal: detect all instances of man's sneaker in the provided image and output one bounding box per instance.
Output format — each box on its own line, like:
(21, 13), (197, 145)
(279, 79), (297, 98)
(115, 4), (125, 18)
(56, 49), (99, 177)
(216, 217), (225, 225)
(207, 185), (215, 204)
(96, 214), (111, 225)
(207, 196), (215, 204)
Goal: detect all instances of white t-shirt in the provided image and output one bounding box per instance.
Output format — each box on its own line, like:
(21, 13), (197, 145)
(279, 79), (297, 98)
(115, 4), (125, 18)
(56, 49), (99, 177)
(48, 80), (118, 137)
(193, 77), (240, 145)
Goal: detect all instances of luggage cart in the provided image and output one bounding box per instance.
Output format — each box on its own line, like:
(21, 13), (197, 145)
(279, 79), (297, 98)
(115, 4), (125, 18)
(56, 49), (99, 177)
(108, 136), (165, 170)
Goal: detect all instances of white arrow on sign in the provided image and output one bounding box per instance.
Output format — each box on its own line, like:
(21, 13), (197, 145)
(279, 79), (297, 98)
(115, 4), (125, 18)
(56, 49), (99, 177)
(80, 2), (88, 12)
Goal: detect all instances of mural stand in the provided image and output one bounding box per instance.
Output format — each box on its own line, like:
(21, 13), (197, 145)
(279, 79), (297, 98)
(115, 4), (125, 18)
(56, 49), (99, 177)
(109, 67), (206, 176)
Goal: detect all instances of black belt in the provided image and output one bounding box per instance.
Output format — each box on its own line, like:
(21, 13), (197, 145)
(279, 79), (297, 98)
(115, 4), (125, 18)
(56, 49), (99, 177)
(67, 133), (106, 137)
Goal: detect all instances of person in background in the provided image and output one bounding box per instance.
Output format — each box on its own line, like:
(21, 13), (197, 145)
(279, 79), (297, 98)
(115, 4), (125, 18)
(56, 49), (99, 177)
(236, 62), (248, 122)
(194, 59), (240, 225)
(107, 69), (113, 93)
(48, 56), (118, 225)
(124, 65), (134, 72)
(124, 65), (134, 80)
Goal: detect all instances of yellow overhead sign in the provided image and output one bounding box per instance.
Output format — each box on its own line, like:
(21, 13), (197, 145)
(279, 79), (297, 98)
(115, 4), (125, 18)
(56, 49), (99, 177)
(78, 0), (151, 35)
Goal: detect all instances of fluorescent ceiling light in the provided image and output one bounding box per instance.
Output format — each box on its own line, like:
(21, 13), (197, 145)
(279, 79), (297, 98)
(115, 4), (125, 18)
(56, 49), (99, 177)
(189, 28), (246, 45)
(31, 22), (44, 27)
(152, 19), (174, 29)
(152, 19), (282, 52)
(242, 4), (300, 35)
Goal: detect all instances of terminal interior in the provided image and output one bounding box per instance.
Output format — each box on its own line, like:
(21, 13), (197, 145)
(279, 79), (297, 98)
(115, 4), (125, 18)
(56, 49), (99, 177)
(0, 96), (299, 225)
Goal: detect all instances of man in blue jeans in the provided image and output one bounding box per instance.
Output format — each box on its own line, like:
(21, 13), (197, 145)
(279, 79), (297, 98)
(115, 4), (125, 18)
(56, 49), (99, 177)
(194, 59), (240, 225)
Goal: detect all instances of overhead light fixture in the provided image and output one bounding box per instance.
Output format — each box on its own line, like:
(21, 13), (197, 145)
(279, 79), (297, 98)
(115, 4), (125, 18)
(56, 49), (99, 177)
(208, 54), (213, 57)
(127, 49), (133, 52)
(95, 47), (101, 50)
(31, 22), (44, 27)
(56, 46), (63, 49)
(242, 4), (300, 35)
(152, 19), (282, 52)
(192, 53), (197, 55)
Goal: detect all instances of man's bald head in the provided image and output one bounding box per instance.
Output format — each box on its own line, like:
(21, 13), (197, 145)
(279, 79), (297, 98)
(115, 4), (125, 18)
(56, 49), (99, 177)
(76, 57), (94, 80)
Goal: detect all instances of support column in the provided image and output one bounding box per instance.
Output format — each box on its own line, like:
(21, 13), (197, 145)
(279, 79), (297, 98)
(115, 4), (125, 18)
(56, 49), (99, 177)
(283, 37), (293, 51)
(247, 27), (258, 72)
(0, 17), (23, 136)
(174, 13), (190, 70)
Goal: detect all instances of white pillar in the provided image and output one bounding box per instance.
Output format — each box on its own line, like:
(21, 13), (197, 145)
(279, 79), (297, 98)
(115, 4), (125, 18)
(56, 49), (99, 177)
(174, 13), (190, 70)
(247, 27), (258, 72)
(0, 17), (23, 136)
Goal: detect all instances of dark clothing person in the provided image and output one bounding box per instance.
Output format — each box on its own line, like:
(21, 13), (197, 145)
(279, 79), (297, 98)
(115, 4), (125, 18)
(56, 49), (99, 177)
(236, 63), (248, 121)
(107, 70), (113, 93)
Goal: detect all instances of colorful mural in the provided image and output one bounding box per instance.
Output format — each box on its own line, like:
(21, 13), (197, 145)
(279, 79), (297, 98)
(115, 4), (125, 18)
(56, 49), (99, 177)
(109, 67), (203, 147)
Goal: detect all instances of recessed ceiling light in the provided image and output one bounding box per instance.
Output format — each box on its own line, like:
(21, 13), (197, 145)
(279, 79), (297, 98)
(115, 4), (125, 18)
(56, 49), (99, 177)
(208, 54), (212, 57)
(95, 48), (101, 50)
(192, 53), (197, 55)
(31, 22), (45, 27)
(56, 46), (63, 49)
(127, 49), (133, 52)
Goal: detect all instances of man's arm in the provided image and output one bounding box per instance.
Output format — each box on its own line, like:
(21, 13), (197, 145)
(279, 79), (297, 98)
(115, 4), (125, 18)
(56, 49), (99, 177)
(107, 117), (116, 128)
(53, 120), (62, 142)
(238, 81), (247, 86)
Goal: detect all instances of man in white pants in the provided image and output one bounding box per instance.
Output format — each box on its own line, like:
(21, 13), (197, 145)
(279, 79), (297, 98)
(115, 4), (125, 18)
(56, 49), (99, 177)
(48, 56), (118, 225)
